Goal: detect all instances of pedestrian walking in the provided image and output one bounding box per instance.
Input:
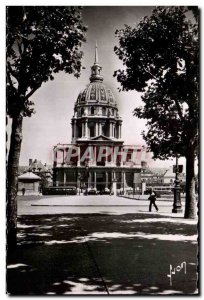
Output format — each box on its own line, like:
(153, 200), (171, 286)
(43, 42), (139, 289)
(22, 188), (25, 196)
(148, 188), (159, 212)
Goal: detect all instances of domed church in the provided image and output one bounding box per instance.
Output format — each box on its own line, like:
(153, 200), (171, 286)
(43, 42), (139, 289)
(52, 43), (148, 194)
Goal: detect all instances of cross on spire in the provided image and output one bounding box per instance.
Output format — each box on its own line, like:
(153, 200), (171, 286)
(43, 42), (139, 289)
(94, 40), (99, 64)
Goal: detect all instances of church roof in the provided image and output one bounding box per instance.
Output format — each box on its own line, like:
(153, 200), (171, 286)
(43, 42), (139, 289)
(142, 167), (168, 176)
(76, 42), (117, 107)
(28, 159), (49, 172)
(76, 82), (117, 106)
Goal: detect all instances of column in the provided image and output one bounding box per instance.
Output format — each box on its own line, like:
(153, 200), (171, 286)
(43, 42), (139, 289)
(112, 180), (117, 196)
(95, 122), (98, 136)
(112, 146), (116, 166)
(105, 172), (108, 188)
(85, 119), (88, 138)
(77, 146), (81, 166)
(53, 147), (57, 167)
(63, 171), (66, 186)
(94, 146), (97, 165)
(113, 123), (115, 138)
(122, 171), (125, 193)
(94, 172), (96, 188)
(99, 123), (102, 135)
(123, 171), (127, 189)
(141, 181), (146, 195)
(105, 146), (107, 166)
(62, 149), (65, 164)
(109, 122), (112, 138)
(88, 172), (91, 188)
(116, 125), (119, 139)
(74, 120), (77, 139)
(71, 122), (74, 138)
(82, 122), (84, 137)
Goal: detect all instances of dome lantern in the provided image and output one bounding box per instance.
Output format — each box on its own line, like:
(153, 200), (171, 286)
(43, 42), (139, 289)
(89, 41), (103, 83)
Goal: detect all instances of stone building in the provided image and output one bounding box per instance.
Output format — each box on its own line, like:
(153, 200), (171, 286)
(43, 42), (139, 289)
(27, 159), (52, 184)
(53, 44), (148, 194)
(18, 172), (41, 195)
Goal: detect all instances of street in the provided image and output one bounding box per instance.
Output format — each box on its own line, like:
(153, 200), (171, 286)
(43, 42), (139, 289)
(17, 194), (186, 216)
(6, 194), (198, 295)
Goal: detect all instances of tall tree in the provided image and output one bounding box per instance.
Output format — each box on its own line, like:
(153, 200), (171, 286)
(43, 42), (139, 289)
(6, 6), (87, 249)
(114, 6), (199, 218)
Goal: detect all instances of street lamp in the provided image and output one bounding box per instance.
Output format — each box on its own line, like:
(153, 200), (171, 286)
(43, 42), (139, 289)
(172, 154), (183, 213)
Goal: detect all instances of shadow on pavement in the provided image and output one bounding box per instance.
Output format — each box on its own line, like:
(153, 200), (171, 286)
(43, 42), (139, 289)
(7, 213), (198, 295)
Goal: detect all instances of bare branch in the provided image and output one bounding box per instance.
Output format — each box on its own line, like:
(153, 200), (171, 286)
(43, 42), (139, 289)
(174, 98), (184, 121)
(25, 86), (40, 100)
(144, 67), (158, 81)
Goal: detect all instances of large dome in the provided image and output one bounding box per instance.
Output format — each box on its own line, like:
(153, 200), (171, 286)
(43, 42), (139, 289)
(76, 82), (117, 106)
(71, 43), (123, 143)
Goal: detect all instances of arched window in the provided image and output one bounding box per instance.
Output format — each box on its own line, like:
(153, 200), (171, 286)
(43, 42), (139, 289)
(81, 107), (84, 116)
(91, 106), (95, 115)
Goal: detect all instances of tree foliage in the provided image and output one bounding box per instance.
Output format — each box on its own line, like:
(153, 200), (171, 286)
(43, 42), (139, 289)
(6, 6), (87, 248)
(114, 6), (199, 159)
(7, 6), (87, 118)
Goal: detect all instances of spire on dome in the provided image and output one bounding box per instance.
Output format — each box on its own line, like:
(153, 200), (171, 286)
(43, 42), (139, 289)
(94, 40), (99, 64)
(90, 41), (103, 82)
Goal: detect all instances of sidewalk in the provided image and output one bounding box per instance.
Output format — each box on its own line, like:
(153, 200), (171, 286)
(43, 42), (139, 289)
(7, 207), (198, 295)
(17, 195), (186, 216)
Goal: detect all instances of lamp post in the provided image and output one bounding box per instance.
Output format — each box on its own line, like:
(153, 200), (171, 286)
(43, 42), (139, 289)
(172, 154), (183, 213)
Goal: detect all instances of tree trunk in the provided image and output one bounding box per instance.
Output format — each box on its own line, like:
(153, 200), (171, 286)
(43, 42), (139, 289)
(7, 115), (23, 251)
(184, 141), (197, 219)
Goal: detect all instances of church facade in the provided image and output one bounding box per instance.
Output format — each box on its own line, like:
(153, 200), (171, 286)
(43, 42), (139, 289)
(52, 44), (148, 194)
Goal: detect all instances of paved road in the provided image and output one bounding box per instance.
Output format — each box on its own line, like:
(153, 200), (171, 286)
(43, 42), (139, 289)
(18, 195), (186, 217)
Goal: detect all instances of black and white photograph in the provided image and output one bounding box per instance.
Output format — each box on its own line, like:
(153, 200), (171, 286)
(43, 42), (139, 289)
(6, 5), (199, 295)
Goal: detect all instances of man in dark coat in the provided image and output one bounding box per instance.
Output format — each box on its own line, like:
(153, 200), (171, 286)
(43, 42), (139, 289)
(148, 188), (159, 212)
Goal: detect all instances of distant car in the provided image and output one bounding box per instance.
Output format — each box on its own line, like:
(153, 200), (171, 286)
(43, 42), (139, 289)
(86, 187), (98, 195)
(99, 187), (113, 195)
(42, 186), (77, 195)
(102, 187), (111, 195)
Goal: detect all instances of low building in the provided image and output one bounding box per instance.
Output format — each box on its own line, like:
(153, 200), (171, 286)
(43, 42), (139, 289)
(141, 167), (169, 186)
(18, 172), (41, 195)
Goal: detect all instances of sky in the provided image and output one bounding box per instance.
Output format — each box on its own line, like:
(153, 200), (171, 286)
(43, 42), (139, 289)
(7, 6), (187, 170)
